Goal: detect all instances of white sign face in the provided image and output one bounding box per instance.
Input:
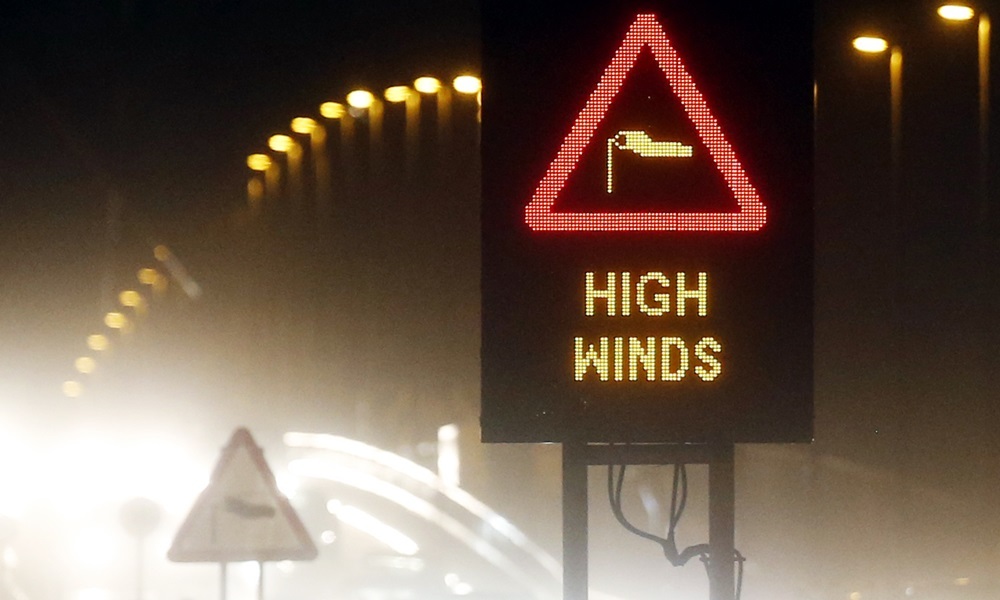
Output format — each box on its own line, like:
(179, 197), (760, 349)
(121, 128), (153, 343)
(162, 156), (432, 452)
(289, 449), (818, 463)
(168, 428), (317, 563)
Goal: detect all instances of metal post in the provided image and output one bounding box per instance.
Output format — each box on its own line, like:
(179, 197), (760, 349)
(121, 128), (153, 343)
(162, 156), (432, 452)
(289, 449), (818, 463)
(708, 442), (735, 600)
(258, 560), (265, 600)
(563, 440), (588, 600)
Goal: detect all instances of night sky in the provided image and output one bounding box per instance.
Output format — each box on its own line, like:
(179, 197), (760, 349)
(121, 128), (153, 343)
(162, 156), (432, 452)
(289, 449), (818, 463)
(1, 0), (999, 598)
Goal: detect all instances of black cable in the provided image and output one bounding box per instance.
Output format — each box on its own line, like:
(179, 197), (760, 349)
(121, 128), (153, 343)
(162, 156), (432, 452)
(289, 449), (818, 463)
(605, 458), (746, 599)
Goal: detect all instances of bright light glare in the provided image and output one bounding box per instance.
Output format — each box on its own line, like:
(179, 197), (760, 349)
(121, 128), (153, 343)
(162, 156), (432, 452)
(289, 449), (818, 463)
(453, 75), (482, 95)
(73, 588), (113, 600)
(328, 503), (419, 556)
(384, 85), (411, 103)
(413, 76), (442, 94)
(73, 528), (117, 569)
(319, 101), (345, 119)
(290, 117), (317, 135)
(853, 36), (889, 53)
(246, 153), (271, 171)
(446, 573), (474, 596)
(346, 90), (375, 109)
(87, 334), (109, 351)
(267, 134), (294, 153)
(286, 433), (562, 597)
(938, 4), (975, 20)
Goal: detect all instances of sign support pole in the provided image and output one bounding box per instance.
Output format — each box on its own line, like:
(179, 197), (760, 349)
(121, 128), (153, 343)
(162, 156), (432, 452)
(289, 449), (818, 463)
(562, 440), (588, 600)
(708, 442), (735, 600)
(219, 562), (228, 600)
(257, 560), (265, 600)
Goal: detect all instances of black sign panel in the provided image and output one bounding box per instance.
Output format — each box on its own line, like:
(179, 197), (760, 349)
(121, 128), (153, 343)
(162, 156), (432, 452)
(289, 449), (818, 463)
(481, 1), (813, 443)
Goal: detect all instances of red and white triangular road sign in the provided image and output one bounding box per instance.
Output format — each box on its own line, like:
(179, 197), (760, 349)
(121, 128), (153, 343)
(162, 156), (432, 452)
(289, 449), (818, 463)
(168, 428), (317, 563)
(524, 13), (767, 232)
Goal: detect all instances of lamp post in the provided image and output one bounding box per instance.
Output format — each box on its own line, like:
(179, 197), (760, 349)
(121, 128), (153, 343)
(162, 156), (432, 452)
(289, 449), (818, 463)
(937, 3), (991, 227)
(268, 134), (302, 213)
(414, 76), (450, 143)
(853, 36), (903, 223)
(453, 74), (483, 130)
(347, 88), (381, 162)
(290, 116), (330, 216)
(384, 85), (418, 170)
(246, 153), (271, 216)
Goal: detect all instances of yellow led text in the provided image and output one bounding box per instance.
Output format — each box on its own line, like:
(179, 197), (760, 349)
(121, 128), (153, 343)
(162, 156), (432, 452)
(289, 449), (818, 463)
(584, 271), (708, 317)
(574, 336), (722, 382)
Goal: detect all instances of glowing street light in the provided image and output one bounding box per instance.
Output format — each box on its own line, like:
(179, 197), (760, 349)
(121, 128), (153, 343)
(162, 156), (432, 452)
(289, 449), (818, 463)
(62, 380), (82, 398)
(413, 76), (442, 94)
(246, 153), (271, 171)
(452, 75), (481, 95)
(346, 89), (375, 109)
(74, 357), (96, 375)
(290, 117), (318, 135)
(937, 3), (991, 227)
(267, 134), (295, 153)
(319, 101), (346, 119)
(290, 116), (330, 207)
(87, 334), (110, 352)
(852, 36), (889, 53)
(938, 4), (975, 20)
(852, 35), (903, 203)
(384, 85), (411, 103)
(105, 312), (128, 330)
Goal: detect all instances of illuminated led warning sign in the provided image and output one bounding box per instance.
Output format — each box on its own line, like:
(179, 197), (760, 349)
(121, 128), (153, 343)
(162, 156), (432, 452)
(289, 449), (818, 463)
(524, 13), (767, 233)
(481, 2), (814, 444)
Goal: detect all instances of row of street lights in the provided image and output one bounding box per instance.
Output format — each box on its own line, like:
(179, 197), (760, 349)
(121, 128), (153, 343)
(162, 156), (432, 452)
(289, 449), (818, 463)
(61, 251), (177, 398)
(852, 2), (991, 225)
(244, 74), (482, 214)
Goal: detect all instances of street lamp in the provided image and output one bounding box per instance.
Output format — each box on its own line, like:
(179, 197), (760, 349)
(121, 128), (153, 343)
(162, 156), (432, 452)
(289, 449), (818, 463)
(347, 88), (383, 160)
(452, 75), (481, 95)
(291, 116), (331, 212)
(384, 85), (421, 168)
(269, 134), (303, 209)
(852, 35), (903, 206)
(937, 3), (991, 226)
(246, 153), (270, 214)
(414, 75), (451, 143)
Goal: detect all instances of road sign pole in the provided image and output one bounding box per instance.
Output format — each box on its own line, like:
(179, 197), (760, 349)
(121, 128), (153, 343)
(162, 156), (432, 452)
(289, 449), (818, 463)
(562, 440), (588, 600)
(708, 442), (735, 600)
(219, 562), (227, 600)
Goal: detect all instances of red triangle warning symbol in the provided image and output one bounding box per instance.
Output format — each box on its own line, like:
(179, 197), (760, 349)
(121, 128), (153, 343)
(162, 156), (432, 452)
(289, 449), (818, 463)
(168, 428), (318, 563)
(524, 13), (767, 232)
